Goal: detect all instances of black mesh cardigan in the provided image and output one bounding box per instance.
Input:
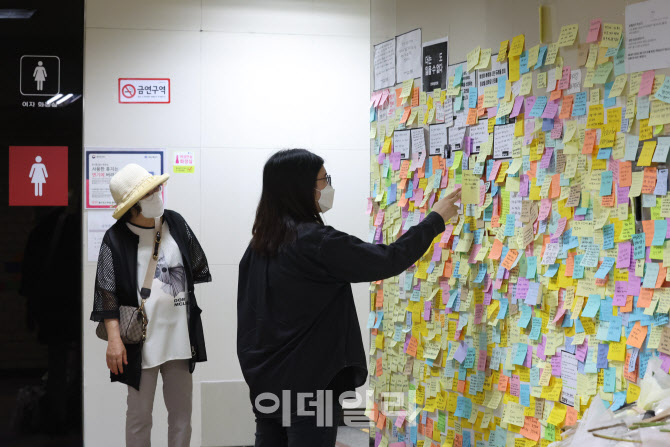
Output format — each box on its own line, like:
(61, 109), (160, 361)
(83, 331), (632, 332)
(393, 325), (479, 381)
(91, 209), (212, 390)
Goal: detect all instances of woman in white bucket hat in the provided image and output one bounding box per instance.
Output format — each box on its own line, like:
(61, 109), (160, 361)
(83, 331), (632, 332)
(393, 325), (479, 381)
(91, 163), (211, 447)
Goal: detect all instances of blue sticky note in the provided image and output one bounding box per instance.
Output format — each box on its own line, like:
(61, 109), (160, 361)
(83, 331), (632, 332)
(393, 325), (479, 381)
(632, 233), (646, 259)
(519, 51), (529, 74)
(373, 311), (384, 328)
(504, 214), (516, 236)
(497, 298), (509, 319)
(607, 316), (623, 341)
(611, 391), (626, 411)
(497, 75), (507, 98)
(543, 263), (560, 278)
(582, 294), (601, 318)
(454, 93), (463, 111)
(572, 92), (587, 116)
(526, 256), (537, 279)
(597, 147), (612, 160)
(600, 171), (613, 196)
(387, 183), (397, 204)
(603, 224), (615, 250)
(518, 305), (532, 328)
(520, 384), (530, 407)
(535, 46), (547, 69)
(575, 318), (584, 333)
(366, 311), (376, 328)
(454, 65), (463, 86)
(370, 107), (376, 122)
(604, 367), (616, 392)
(653, 220), (667, 246)
(595, 257), (615, 279)
(513, 342), (528, 365)
(643, 262), (660, 289)
(529, 95), (548, 117)
(454, 396), (472, 418)
(468, 87), (478, 109)
(597, 343), (610, 369)
(542, 118), (554, 131)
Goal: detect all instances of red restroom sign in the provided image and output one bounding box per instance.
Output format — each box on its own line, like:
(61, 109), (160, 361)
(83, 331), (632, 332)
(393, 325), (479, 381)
(9, 146), (68, 206)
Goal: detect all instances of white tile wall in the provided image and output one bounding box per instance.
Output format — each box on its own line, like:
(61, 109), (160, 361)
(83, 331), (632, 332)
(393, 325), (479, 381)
(83, 1), (371, 445)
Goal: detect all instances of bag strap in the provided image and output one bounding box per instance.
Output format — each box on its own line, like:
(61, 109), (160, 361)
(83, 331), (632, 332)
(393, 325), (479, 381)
(140, 217), (163, 300)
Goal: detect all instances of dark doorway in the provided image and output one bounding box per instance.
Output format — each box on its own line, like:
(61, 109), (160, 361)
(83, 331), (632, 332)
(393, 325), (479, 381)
(0, 1), (84, 445)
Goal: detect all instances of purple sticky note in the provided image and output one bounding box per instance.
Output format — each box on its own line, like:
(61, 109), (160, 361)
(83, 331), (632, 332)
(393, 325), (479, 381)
(551, 351), (562, 376)
(454, 342), (468, 363)
(627, 273), (641, 296)
(613, 281), (628, 306)
(390, 152), (402, 170)
(424, 301), (432, 320)
(617, 242), (631, 268)
(575, 339), (588, 362)
(510, 95), (525, 118)
(525, 344), (533, 368)
(541, 101), (559, 119)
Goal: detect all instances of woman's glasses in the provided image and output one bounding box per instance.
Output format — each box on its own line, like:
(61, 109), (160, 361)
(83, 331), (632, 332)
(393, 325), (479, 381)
(316, 175), (332, 186)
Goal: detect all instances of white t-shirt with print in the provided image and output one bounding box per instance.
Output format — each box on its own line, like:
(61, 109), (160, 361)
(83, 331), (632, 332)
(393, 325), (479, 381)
(127, 221), (191, 369)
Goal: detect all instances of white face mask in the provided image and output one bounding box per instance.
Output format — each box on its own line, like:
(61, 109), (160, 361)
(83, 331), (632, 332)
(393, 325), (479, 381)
(317, 184), (335, 213)
(139, 192), (164, 218)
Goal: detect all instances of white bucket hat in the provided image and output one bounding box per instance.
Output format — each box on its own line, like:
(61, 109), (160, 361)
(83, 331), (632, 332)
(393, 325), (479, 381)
(109, 163), (169, 219)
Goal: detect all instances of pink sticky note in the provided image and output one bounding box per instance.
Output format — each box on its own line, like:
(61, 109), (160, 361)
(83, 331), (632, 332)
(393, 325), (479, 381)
(423, 301), (432, 320)
(489, 160), (503, 181)
(639, 70), (656, 97)
(487, 106), (498, 119)
(432, 242), (442, 262)
(537, 335), (546, 360)
(551, 119), (563, 140)
(367, 198), (373, 215)
(374, 210), (385, 226)
(628, 273), (641, 296)
(477, 349), (487, 370)
(394, 410), (406, 428)
(541, 101), (559, 119)
(525, 345), (533, 368)
(510, 375), (521, 396)
(525, 96), (537, 114)
(587, 19), (602, 43)
(557, 66), (571, 90)
(440, 224), (454, 245)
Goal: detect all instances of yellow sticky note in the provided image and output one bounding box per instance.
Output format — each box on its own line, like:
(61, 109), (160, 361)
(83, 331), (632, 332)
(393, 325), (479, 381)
(602, 23), (623, 48)
(483, 86), (498, 108)
(520, 73), (533, 96)
(467, 46), (481, 72)
(638, 141), (657, 167)
(609, 74), (627, 98)
(498, 40), (509, 62)
(557, 24), (579, 47)
(462, 170), (479, 205)
(587, 104), (604, 129)
(509, 34), (525, 58)
(650, 100), (670, 127)
(401, 79), (414, 98)
(475, 48), (492, 70)
(545, 43), (559, 65)
(626, 382), (641, 404)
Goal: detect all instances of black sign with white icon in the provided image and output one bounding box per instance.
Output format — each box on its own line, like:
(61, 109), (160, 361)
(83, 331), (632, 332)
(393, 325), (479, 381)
(20, 55), (60, 96)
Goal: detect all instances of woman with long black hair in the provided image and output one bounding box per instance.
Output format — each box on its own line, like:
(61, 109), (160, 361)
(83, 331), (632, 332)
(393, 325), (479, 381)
(237, 149), (460, 446)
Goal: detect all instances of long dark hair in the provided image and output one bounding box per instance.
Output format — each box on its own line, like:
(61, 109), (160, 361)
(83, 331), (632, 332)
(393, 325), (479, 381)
(251, 149), (324, 257)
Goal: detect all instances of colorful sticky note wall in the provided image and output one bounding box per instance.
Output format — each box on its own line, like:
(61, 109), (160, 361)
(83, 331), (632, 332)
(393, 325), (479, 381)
(368, 17), (670, 447)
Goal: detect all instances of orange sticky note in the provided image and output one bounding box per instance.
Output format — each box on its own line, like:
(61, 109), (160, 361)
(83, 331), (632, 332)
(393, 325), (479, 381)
(559, 95), (574, 119)
(619, 161), (632, 187)
(502, 249), (519, 270)
(488, 239), (504, 260)
(638, 288), (653, 308)
(641, 167), (657, 195)
(627, 321), (648, 349)
(520, 416), (541, 441)
(467, 108), (478, 125)
(582, 129), (597, 154)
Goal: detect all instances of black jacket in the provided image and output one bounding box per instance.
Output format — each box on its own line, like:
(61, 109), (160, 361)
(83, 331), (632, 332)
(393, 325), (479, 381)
(237, 211), (445, 417)
(90, 209), (211, 390)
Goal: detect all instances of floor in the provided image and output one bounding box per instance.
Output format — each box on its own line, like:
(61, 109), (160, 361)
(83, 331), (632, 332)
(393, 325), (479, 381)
(336, 426), (371, 447)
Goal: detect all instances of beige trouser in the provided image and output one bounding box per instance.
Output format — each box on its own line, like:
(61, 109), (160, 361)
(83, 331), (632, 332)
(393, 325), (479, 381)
(126, 359), (192, 447)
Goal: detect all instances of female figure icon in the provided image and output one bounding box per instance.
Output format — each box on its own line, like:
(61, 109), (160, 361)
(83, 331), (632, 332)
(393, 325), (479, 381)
(33, 61), (47, 91)
(29, 156), (48, 197)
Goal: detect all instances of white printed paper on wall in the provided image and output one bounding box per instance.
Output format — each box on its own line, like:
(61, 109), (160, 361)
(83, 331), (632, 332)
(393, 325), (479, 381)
(373, 38), (396, 91)
(625, 0), (670, 73)
(85, 148), (166, 209)
(396, 29), (422, 83)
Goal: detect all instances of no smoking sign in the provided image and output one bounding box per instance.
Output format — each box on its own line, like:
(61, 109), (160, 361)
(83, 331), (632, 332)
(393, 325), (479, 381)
(118, 78), (170, 104)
